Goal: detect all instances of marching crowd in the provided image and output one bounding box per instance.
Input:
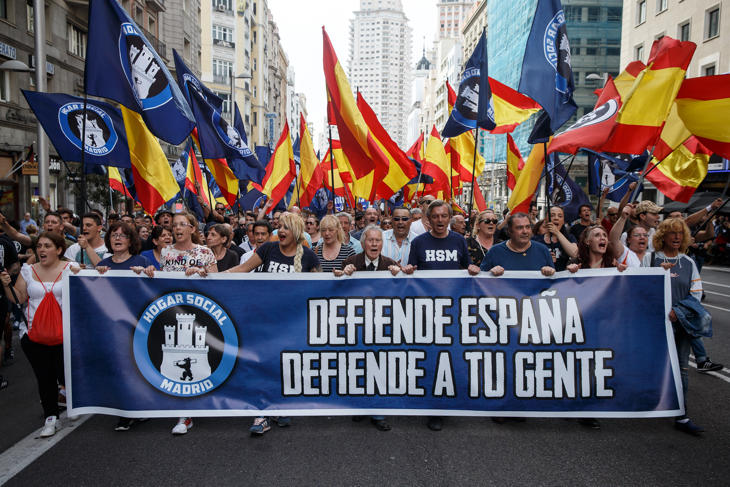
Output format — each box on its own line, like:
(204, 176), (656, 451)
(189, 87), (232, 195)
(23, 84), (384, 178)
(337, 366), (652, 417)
(0, 190), (726, 439)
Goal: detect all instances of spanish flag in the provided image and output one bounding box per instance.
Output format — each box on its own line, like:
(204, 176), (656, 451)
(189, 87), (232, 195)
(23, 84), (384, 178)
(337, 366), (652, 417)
(675, 73), (730, 159)
(190, 128), (239, 207)
(506, 133), (525, 190)
(294, 115), (324, 208)
(646, 136), (710, 203)
(472, 182), (487, 212)
(108, 165), (134, 199)
(446, 80), (457, 112)
(320, 141), (355, 205)
(120, 106), (180, 215)
(323, 28), (387, 182)
(356, 92), (416, 199)
(507, 140), (550, 214)
(422, 126), (451, 194)
(260, 121), (296, 211)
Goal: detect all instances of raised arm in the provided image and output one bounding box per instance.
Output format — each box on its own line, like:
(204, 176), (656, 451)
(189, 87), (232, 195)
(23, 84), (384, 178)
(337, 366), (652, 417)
(609, 205), (630, 258)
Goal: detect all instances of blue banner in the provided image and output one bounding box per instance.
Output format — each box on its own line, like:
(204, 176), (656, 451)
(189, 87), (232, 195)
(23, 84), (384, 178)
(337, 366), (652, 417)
(64, 269), (682, 418)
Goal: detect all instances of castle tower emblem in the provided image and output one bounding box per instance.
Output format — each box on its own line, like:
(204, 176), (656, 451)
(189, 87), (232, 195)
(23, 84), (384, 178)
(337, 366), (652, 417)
(129, 43), (161, 99)
(160, 313), (211, 382)
(74, 113), (106, 148)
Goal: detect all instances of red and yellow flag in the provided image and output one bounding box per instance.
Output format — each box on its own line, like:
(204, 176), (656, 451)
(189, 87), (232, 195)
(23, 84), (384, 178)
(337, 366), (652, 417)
(294, 115), (324, 208)
(108, 166), (133, 199)
(489, 77), (541, 134)
(422, 126), (451, 194)
(320, 141), (355, 205)
(120, 106), (179, 215)
(447, 80), (457, 112)
(675, 73), (730, 159)
(356, 92), (416, 199)
(506, 133), (525, 190)
(507, 140), (550, 214)
(260, 121), (296, 211)
(322, 27), (388, 187)
(646, 136), (710, 203)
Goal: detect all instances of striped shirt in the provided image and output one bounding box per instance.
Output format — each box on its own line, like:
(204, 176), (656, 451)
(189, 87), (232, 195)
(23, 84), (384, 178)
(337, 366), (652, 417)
(381, 229), (415, 266)
(315, 244), (356, 272)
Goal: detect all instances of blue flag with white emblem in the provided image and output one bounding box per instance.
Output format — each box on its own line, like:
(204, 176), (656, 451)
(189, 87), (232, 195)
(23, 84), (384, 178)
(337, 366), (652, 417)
(518, 0), (577, 133)
(173, 49), (224, 112)
(547, 153), (591, 222)
(85, 0), (194, 145)
(22, 91), (131, 168)
(585, 150), (643, 203)
(441, 30), (495, 137)
(188, 89), (265, 183)
(231, 102), (265, 181)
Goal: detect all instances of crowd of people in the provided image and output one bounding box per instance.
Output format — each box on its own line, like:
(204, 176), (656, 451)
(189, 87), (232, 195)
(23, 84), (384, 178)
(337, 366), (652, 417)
(0, 190), (726, 438)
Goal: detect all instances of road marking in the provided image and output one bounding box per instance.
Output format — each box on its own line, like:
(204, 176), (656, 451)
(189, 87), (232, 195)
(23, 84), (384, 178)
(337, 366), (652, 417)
(703, 266), (730, 274)
(0, 413), (91, 484)
(704, 280), (730, 289)
(690, 360), (730, 384)
(704, 290), (730, 298)
(704, 303), (730, 313)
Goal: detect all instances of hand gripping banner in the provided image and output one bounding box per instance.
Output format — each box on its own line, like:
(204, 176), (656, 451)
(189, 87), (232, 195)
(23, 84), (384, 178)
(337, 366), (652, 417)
(63, 269), (683, 418)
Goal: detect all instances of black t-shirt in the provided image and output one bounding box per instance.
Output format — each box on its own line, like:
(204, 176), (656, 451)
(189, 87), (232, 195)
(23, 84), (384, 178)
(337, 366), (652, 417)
(255, 241), (320, 273)
(0, 234), (20, 271)
(533, 228), (576, 271)
(569, 222), (589, 241)
(216, 249), (240, 272)
(228, 244), (245, 259)
(408, 231), (471, 270)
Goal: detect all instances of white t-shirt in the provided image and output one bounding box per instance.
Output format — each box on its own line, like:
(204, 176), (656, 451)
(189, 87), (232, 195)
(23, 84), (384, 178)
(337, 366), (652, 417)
(617, 247), (642, 267)
(240, 248), (255, 265)
(19, 263), (76, 338)
(410, 219), (427, 236)
(64, 242), (108, 266)
(620, 227), (655, 252)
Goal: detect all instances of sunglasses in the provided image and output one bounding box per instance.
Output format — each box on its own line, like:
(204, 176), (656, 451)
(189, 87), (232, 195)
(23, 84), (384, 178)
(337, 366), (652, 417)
(480, 219), (499, 224)
(392, 216), (410, 222)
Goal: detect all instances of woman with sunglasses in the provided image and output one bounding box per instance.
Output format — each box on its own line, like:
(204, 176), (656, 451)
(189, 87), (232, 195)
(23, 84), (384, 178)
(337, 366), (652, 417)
(467, 210), (502, 267)
(305, 215), (321, 248)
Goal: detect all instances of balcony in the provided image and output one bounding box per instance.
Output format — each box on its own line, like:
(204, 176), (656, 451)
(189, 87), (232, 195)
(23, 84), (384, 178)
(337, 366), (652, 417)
(146, 0), (166, 12)
(141, 26), (167, 60)
(213, 38), (235, 49)
(213, 74), (230, 85)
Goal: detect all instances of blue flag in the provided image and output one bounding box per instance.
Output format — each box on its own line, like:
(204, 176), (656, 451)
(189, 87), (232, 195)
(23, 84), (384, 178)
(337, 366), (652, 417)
(586, 150), (642, 202)
(441, 30), (495, 137)
(173, 49), (223, 112)
(547, 154), (591, 222)
(255, 145), (273, 168)
(518, 0), (577, 133)
(85, 0), (194, 145)
(22, 91), (131, 169)
(231, 102), (265, 181)
(188, 89), (265, 183)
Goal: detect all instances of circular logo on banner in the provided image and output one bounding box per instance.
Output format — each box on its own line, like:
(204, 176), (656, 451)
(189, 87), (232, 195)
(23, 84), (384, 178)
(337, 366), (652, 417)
(58, 102), (118, 156)
(455, 67), (480, 121)
(212, 111), (252, 157)
(133, 292), (238, 397)
(119, 22), (172, 110)
(543, 10), (572, 94)
(561, 99), (618, 133)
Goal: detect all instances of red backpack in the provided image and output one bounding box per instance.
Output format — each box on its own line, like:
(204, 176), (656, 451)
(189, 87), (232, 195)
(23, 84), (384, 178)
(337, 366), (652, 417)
(27, 264), (68, 346)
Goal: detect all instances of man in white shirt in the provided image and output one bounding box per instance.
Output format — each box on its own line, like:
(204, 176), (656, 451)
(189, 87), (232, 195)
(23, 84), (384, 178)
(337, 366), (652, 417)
(64, 213), (108, 267)
(381, 207), (415, 266)
(336, 212), (363, 253)
(409, 195), (435, 236)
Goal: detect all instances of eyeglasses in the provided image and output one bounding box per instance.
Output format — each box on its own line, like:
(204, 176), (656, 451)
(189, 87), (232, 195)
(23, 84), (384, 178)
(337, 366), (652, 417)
(392, 216), (410, 222)
(110, 233), (129, 240)
(480, 219), (499, 224)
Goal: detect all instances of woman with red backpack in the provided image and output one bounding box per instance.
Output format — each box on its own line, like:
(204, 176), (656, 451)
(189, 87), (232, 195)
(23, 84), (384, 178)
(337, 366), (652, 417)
(0, 231), (78, 438)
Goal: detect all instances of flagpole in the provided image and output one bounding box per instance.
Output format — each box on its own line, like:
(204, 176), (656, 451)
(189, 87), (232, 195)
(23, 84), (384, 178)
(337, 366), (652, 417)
(628, 144), (658, 203)
(295, 171), (301, 208)
(328, 124), (336, 214)
(80, 93), (89, 212)
(107, 166), (113, 210)
(467, 129), (479, 233)
(544, 141), (551, 219)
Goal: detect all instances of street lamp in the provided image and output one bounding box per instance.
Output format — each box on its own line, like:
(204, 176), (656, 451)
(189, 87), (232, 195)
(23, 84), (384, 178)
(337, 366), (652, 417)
(586, 72), (609, 87)
(229, 71), (252, 124)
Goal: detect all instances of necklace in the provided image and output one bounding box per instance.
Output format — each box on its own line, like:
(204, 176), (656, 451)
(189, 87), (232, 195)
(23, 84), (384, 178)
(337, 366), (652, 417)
(506, 240), (529, 256)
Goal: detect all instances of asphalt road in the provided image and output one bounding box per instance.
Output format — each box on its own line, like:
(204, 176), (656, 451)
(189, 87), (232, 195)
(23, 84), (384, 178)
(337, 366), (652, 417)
(2, 268), (729, 486)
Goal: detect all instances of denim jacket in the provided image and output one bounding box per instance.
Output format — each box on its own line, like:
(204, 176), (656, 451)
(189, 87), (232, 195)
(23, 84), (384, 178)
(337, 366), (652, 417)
(672, 295), (713, 338)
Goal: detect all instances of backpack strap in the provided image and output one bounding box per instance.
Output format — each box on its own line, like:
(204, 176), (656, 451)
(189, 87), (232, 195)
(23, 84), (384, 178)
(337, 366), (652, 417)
(49, 263), (69, 293)
(30, 265), (50, 294)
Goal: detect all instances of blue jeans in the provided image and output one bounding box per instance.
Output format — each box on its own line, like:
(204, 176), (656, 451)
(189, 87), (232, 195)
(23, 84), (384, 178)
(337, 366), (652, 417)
(675, 327), (692, 418)
(690, 337), (707, 364)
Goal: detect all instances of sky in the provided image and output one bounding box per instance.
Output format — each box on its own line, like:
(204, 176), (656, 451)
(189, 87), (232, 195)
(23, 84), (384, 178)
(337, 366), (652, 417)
(268, 0), (437, 149)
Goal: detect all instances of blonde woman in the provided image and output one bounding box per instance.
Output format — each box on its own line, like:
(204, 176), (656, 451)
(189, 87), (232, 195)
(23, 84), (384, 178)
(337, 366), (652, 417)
(467, 209), (501, 267)
(314, 214), (356, 273)
(644, 218), (706, 436)
(226, 212), (319, 435)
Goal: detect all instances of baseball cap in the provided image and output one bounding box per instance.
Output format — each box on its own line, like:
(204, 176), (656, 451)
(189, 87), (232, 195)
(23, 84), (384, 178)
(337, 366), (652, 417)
(636, 200), (663, 215)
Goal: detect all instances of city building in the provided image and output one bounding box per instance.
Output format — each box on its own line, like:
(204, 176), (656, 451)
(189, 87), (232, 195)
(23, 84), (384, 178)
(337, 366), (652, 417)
(406, 48), (432, 146)
(437, 0), (477, 40)
(348, 0), (412, 147)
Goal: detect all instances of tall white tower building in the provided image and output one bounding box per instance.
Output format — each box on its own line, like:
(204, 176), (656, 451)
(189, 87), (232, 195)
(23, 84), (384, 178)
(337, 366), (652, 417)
(348, 0), (412, 147)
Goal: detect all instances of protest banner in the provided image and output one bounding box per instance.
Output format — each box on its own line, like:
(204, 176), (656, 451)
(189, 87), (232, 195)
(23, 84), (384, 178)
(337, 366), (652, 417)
(63, 269), (682, 418)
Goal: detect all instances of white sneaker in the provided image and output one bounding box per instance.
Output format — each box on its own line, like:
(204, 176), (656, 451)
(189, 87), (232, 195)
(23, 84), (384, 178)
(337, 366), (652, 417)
(40, 416), (57, 438)
(171, 417), (193, 435)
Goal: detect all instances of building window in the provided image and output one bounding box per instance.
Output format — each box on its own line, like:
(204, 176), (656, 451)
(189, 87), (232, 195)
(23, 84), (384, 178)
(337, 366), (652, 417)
(606, 7), (622, 22)
(704, 64), (716, 76)
(212, 59), (232, 80)
(215, 91), (230, 113)
(586, 38), (600, 55)
(0, 71), (9, 102)
(67, 24), (87, 59)
(0, 0), (7, 20)
(212, 25), (233, 42)
(637, 0), (646, 25)
(635, 44), (644, 61)
(679, 21), (690, 42)
(183, 37), (191, 59)
(26, 1), (33, 33)
(213, 0), (232, 11)
(587, 6), (600, 22)
(657, 0), (667, 13)
(705, 6), (720, 39)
